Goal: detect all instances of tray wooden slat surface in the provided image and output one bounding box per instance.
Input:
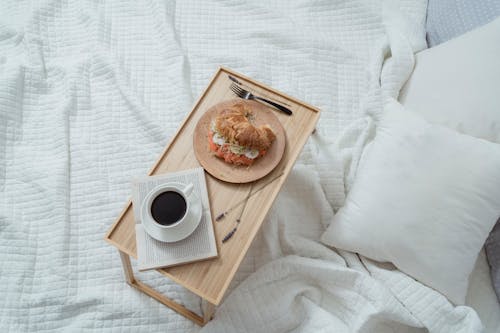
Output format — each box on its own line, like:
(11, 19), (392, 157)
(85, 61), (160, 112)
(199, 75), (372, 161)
(105, 67), (320, 305)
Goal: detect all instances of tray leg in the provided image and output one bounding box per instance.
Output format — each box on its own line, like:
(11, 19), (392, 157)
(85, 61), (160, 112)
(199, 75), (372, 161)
(117, 250), (211, 326)
(119, 251), (136, 284)
(202, 299), (216, 323)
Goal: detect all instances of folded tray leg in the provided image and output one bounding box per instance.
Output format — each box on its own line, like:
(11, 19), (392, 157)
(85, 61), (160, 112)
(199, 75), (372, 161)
(118, 250), (212, 326)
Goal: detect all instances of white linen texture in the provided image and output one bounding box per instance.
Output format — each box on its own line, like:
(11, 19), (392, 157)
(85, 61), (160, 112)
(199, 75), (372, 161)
(0, 1), (492, 332)
(321, 100), (500, 305)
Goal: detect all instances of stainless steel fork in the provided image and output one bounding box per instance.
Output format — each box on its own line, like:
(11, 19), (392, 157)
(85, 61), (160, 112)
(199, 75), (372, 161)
(230, 83), (292, 115)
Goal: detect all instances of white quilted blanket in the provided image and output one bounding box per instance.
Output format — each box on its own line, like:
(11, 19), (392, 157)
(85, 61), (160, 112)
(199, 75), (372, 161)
(0, 1), (487, 332)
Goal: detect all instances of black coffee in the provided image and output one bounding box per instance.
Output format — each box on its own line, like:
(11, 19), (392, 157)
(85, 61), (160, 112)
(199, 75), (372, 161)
(151, 191), (187, 226)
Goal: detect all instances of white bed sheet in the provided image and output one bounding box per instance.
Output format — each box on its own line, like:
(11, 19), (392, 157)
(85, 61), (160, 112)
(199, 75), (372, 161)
(467, 251), (500, 333)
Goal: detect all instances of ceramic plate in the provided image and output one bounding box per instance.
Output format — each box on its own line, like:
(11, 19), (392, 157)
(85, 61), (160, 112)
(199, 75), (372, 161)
(193, 99), (286, 183)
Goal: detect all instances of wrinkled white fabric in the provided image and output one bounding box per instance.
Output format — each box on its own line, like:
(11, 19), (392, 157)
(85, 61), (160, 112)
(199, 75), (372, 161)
(0, 1), (486, 332)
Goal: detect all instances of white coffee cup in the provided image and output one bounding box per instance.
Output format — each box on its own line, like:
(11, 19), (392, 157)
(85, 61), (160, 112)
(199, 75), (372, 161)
(141, 182), (202, 242)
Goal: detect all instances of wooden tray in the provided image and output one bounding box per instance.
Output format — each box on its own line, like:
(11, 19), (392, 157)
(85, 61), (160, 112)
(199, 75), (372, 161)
(104, 67), (320, 306)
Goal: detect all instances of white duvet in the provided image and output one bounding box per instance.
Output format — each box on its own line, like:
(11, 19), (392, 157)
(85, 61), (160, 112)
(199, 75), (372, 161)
(0, 1), (495, 332)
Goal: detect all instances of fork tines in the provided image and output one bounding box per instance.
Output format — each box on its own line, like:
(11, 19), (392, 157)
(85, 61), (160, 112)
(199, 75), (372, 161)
(230, 83), (247, 98)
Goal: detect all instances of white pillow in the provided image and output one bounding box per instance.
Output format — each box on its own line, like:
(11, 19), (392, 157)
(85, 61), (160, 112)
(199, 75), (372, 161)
(399, 17), (500, 143)
(321, 100), (500, 305)
(398, 16), (500, 315)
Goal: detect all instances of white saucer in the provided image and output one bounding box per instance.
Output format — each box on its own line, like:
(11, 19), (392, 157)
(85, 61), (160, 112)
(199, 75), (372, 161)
(141, 182), (203, 243)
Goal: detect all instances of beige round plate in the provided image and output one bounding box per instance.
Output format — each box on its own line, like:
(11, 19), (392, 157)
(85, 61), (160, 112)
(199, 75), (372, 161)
(193, 99), (286, 183)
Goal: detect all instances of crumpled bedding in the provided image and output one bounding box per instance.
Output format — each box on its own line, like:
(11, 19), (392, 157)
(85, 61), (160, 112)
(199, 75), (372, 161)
(201, 166), (483, 333)
(0, 1), (492, 332)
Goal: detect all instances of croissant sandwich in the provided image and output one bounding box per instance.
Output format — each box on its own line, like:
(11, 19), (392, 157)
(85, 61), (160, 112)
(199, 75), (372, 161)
(208, 102), (276, 166)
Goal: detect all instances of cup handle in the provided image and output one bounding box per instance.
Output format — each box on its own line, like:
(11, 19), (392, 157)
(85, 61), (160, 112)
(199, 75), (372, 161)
(182, 183), (194, 197)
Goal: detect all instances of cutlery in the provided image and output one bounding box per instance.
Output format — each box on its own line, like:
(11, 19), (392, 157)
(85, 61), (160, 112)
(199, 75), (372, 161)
(227, 75), (242, 85)
(230, 83), (293, 116)
(228, 75), (292, 107)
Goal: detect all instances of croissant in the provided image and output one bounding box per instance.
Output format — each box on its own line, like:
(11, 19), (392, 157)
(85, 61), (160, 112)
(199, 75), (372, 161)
(214, 102), (276, 151)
